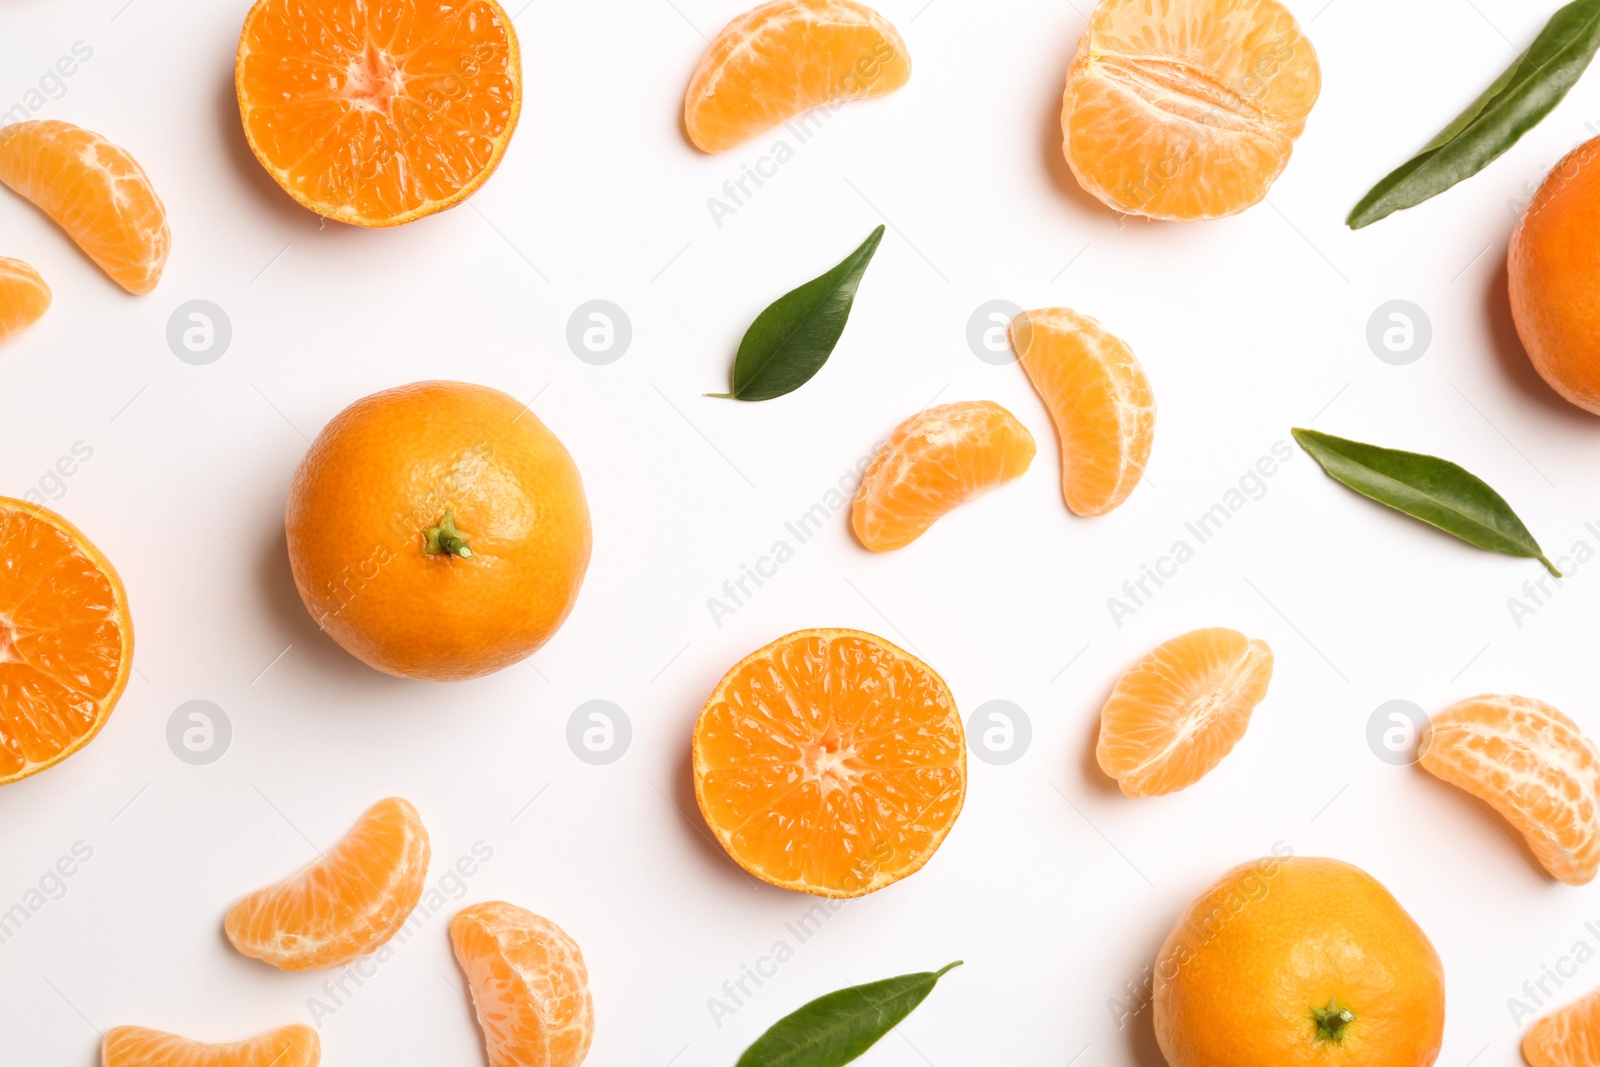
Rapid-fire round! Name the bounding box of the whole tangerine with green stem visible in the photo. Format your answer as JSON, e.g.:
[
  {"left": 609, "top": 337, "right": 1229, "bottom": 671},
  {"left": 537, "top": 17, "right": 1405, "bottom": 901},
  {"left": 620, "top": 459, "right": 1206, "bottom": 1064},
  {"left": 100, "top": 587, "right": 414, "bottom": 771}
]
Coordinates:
[
  {"left": 285, "top": 380, "right": 591, "bottom": 681},
  {"left": 1153, "top": 856, "right": 1444, "bottom": 1067}
]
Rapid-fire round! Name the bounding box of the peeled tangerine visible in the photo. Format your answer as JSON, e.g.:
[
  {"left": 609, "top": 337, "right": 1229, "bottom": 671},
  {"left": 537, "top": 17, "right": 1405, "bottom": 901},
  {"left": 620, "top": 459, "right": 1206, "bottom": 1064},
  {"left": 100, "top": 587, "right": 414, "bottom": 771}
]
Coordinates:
[
  {"left": 852, "top": 401, "right": 1035, "bottom": 551},
  {"left": 1526, "top": 987, "right": 1600, "bottom": 1067},
  {"left": 451, "top": 901, "right": 595, "bottom": 1067},
  {"left": 1097, "top": 628, "right": 1274, "bottom": 796},
  {"left": 1061, "top": 0, "right": 1321, "bottom": 220},
  {"left": 1011, "top": 308, "right": 1154, "bottom": 517},
  {"left": 0, "top": 120, "right": 169, "bottom": 293},
  {"left": 225, "top": 797, "right": 430, "bottom": 971},
  {"left": 0, "top": 258, "right": 49, "bottom": 345},
  {"left": 1420, "top": 695, "right": 1600, "bottom": 886},
  {"left": 102, "top": 1025, "right": 318, "bottom": 1067},
  {"left": 684, "top": 0, "right": 911, "bottom": 153}
]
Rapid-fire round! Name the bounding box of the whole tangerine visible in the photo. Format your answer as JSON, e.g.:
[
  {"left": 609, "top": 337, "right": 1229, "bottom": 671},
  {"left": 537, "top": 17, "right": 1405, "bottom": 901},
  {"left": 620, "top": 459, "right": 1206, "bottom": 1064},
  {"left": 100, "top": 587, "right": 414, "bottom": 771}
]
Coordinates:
[{"left": 286, "top": 381, "right": 590, "bottom": 681}]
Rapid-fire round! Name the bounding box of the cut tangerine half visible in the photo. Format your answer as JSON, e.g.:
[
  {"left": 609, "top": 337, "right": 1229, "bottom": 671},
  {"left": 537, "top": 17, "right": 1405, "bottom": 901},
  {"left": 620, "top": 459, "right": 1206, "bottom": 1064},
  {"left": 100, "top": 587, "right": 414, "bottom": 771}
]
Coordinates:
[
  {"left": 450, "top": 901, "right": 595, "bottom": 1067},
  {"left": 102, "top": 1024, "right": 319, "bottom": 1067},
  {"left": 1011, "top": 308, "right": 1154, "bottom": 516},
  {"left": 693, "top": 628, "right": 965, "bottom": 897},
  {"left": 0, "top": 498, "right": 133, "bottom": 786},
  {"left": 225, "top": 796, "right": 430, "bottom": 971},
  {"left": 1060, "top": 0, "right": 1321, "bottom": 220},
  {"left": 1419, "top": 694, "right": 1600, "bottom": 886},
  {"left": 0, "top": 258, "right": 50, "bottom": 345},
  {"left": 0, "top": 121, "right": 169, "bottom": 294},
  {"left": 852, "top": 400, "right": 1036, "bottom": 551},
  {"left": 1525, "top": 987, "right": 1600, "bottom": 1067},
  {"left": 236, "top": 0, "right": 522, "bottom": 226},
  {"left": 1096, "top": 627, "right": 1273, "bottom": 797},
  {"left": 684, "top": 0, "right": 911, "bottom": 153}
]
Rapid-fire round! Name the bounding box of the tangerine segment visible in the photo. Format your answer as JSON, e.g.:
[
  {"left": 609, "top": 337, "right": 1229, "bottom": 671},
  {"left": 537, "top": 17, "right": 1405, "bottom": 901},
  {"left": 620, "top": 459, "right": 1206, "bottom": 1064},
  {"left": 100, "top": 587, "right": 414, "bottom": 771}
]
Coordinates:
[
  {"left": 225, "top": 797, "right": 430, "bottom": 971},
  {"left": 1010, "top": 308, "right": 1154, "bottom": 516},
  {"left": 1061, "top": 0, "right": 1321, "bottom": 220},
  {"left": 684, "top": 0, "right": 911, "bottom": 153},
  {"left": 102, "top": 1024, "right": 319, "bottom": 1067},
  {"left": 0, "top": 499, "right": 133, "bottom": 786},
  {"left": 0, "top": 121, "right": 169, "bottom": 294},
  {"left": 1097, "top": 628, "right": 1273, "bottom": 797},
  {"left": 852, "top": 401, "right": 1036, "bottom": 552},
  {"left": 450, "top": 901, "right": 595, "bottom": 1067},
  {"left": 693, "top": 628, "right": 966, "bottom": 898},
  {"left": 1420, "top": 694, "right": 1600, "bottom": 886},
  {"left": 236, "top": 0, "right": 522, "bottom": 227},
  {"left": 1525, "top": 987, "right": 1600, "bottom": 1067},
  {"left": 0, "top": 258, "right": 50, "bottom": 345}
]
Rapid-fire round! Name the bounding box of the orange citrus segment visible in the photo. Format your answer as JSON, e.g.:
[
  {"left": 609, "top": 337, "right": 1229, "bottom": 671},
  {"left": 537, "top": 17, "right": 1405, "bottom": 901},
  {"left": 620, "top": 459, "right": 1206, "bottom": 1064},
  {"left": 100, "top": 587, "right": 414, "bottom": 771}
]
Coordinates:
[
  {"left": 1419, "top": 695, "right": 1600, "bottom": 886},
  {"left": 851, "top": 400, "right": 1036, "bottom": 551},
  {"left": 1525, "top": 988, "right": 1600, "bottom": 1067},
  {"left": 236, "top": 0, "right": 522, "bottom": 226},
  {"left": 1061, "top": 0, "right": 1321, "bottom": 220},
  {"left": 693, "top": 628, "right": 966, "bottom": 897},
  {"left": 1096, "top": 627, "right": 1273, "bottom": 796},
  {"left": 103, "top": 1025, "right": 319, "bottom": 1067},
  {"left": 450, "top": 901, "right": 595, "bottom": 1067},
  {"left": 0, "top": 121, "right": 169, "bottom": 294},
  {"left": 0, "top": 258, "right": 50, "bottom": 345},
  {"left": 684, "top": 0, "right": 911, "bottom": 153},
  {"left": 0, "top": 499, "right": 133, "bottom": 786},
  {"left": 225, "top": 797, "right": 430, "bottom": 971},
  {"left": 1011, "top": 308, "right": 1154, "bottom": 516}
]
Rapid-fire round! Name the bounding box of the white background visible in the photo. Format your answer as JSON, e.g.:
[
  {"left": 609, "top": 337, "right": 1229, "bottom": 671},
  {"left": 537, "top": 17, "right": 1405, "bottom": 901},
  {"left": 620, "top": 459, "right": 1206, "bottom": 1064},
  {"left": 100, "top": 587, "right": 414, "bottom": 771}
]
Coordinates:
[{"left": 1, "top": 0, "right": 1598, "bottom": 1063}]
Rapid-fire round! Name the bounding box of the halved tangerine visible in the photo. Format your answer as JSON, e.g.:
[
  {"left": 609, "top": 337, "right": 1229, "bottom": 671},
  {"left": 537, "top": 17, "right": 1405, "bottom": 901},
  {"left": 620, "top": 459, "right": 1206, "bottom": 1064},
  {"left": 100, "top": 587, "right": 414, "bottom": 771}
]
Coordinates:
[
  {"left": 684, "top": 0, "right": 911, "bottom": 153},
  {"left": 225, "top": 796, "right": 430, "bottom": 971},
  {"left": 693, "top": 628, "right": 965, "bottom": 897},
  {"left": 0, "top": 258, "right": 50, "bottom": 346},
  {"left": 1096, "top": 627, "right": 1273, "bottom": 796},
  {"left": 1060, "top": 0, "right": 1321, "bottom": 220},
  {"left": 0, "top": 498, "right": 133, "bottom": 786},
  {"left": 102, "top": 1024, "right": 319, "bottom": 1067},
  {"left": 1011, "top": 308, "right": 1154, "bottom": 516},
  {"left": 1525, "top": 987, "right": 1600, "bottom": 1067},
  {"left": 1419, "top": 694, "right": 1600, "bottom": 886},
  {"left": 851, "top": 400, "right": 1035, "bottom": 551},
  {"left": 236, "top": 0, "right": 522, "bottom": 226}
]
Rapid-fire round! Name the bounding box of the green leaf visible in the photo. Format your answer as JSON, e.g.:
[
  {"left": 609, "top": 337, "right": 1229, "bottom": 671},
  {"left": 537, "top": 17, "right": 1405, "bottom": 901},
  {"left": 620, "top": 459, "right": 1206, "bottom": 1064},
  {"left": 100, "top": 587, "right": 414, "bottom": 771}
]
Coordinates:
[
  {"left": 1292, "top": 428, "right": 1559, "bottom": 575},
  {"left": 710, "top": 225, "right": 885, "bottom": 401},
  {"left": 735, "top": 962, "right": 962, "bottom": 1067},
  {"left": 1347, "top": 0, "right": 1600, "bottom": 229}
]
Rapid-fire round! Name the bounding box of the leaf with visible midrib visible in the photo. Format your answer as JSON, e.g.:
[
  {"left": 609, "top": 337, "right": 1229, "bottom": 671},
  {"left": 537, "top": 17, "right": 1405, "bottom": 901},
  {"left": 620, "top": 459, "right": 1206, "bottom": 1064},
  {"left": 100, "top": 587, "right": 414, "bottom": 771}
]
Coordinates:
[
  {"left": 735, "top": 962, "right": 962, "bottom": 1067},
  {"left": 1347, "top": 0, "right": 1600, "bottom": 228},
  {"left": 1292, "top": 428, "right": 1559, "bottom": 575},
  {"left": 710, "top": 225, "right": 885, "bottom": 401}
]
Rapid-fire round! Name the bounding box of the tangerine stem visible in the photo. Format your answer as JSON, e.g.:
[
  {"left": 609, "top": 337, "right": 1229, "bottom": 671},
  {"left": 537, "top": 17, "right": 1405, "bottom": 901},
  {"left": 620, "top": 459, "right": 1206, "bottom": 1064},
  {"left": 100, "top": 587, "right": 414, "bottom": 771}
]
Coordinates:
[
  {"left": 1311, "top": 999, "right": 1355, "bottom": 1044},
  {"left": 423, "top": 511, "right": 472, "bottom": 559}
]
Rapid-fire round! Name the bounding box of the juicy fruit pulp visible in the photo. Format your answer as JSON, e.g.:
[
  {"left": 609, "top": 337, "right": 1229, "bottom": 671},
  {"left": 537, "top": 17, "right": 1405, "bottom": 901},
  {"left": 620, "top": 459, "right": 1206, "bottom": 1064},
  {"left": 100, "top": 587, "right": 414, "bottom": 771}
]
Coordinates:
[
  {"left": 0, "top": 499, "right": 132, "bottom": 785},
  {"left": 852, "top": 400, "right": 1035, "bottom": 551},
  {"left": 1060, "top": 0, "right": 1321, "bottom": 220},
  {"left": 1097, "top": 627, "right": 1273, "bottom": 796},
  {"left": 1419, "top": 694, "right": 1600, "bottom": 886},
  {"left": 102, "top": 1024, "right": 319, "bottom": 1067},
  {"left": 1153, "top": 856, "right": 1445, "bottom": 1067},
  {"left": 285, "top": 381, "right": 591, "bottom": 682},
  {"left": 693, "top": 628, "right": 966, "bottom": 897},
  {"left": 0, "top": 258, "right": 50, "bottom": 345},
  {"left": 1525, "top": 987, "right": 1600, "bottom": 1067},
  {"left": 226, "top": 797, "right": 430, "bottom": 971},
  {"left": 0, "top": 120, "right": 169, "bottom": 293},
  {"left": 1010, "top": 308, "right": 1154, "bottom": 516},
  {"left": 451, "top": 901, "right": 594, "bottom": 1067},
  {"left": 236, "top": 0, "right": 522, "bottom": 226},
  {"left": 684, "top": 0, "right": 911, "bottom": 153}
]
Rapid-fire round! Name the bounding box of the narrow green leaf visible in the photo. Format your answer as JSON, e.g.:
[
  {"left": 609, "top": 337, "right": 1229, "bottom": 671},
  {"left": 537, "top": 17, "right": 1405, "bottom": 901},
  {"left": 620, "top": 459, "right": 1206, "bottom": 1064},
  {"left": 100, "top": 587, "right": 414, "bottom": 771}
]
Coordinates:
[
  {"left": 736, "top": 962, "right": 962, "bottom": 1067},
  {"left": 1347, "top": 0, "right": 1600, "bottom": 229},
  {"left": 1292, "top": 428, "right": 1559, "bottom": 575},
  {"left": 710, "top": 225, "right": 885, "bottom": 401}
]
